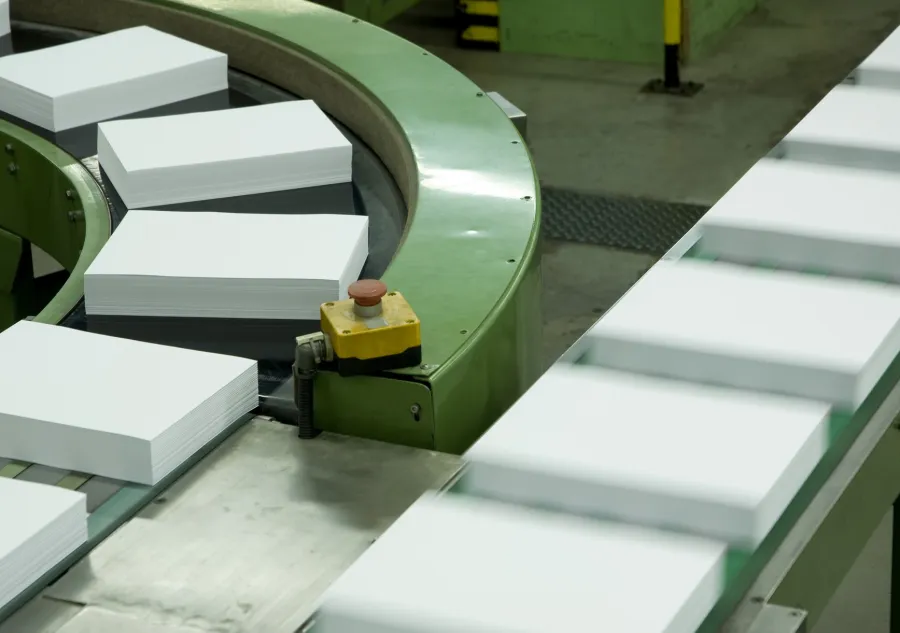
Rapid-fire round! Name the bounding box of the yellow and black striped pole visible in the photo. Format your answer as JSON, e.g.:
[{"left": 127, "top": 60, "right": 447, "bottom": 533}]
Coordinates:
[
  {"left": 663, "top": 0, "right": 682, "bottom": 89},
  {"left": 644, "top": 0, "right": 702, "bottom": 96}
]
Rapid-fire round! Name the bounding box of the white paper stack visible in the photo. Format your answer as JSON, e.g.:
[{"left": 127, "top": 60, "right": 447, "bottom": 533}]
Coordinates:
[
  {"left": 0, "top": 1, "right": 9, "bottom": 39},
  {"left": 0, "top": 320, "right": 258, "bottom": 485},
  {"left": 853, "top": 25, "right": 900, "bottom": 89},
  {"left": 98, "top": 101, "right": 353, "bottom": 209},
  {"left": 583, "top": 258, "right": 900, "bottom": 410},
  {"left": 465, "top": 365, "right": 830, "bottom": 547},
  {"left": 0, "top": 477, "right": 87, "bottom": 612},
  {"left": 84, "top": 210, "right": 369, "bottom": 321},
  {"left": 0, "top": 26, "right": 226, "bottom": 132},
  {"left": 698, "top": 159, "right": 900, "bottom": 281},
  {"left": 778, "top": 85, "right": 900, "bottom": 171},
  {"left": 315, "top": 494, "right": 727, "bottom": 633}
]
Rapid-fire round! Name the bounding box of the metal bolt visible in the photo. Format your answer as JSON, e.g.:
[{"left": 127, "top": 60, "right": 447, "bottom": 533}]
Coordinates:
[
  {"left": 419, "top": 364, "right": 437, "bottom": 371},
  {"left": 65, "top": 189, "right": 75, "bottom": 200},
  {"left": 6, "top": 163, "right": 16, "bottom": 174},
  {"left": 4, "top": 143, "right": 12, "bottom": 154},
  {"left": 410, "top": 403, "right": 422, "bottom": 421}
]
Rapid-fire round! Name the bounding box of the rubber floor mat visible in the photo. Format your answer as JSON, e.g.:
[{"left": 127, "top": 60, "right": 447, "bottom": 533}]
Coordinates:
[{"left": 542, "top": 186, "right": 709, "bottom": 255}]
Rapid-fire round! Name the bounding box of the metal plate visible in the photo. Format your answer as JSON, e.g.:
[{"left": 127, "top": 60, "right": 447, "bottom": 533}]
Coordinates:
[
  {"left": 542, "top": 186, "right": 709, "bottom": 255},
  {"left": 0, "top": 418, "right": 463, "bottom": 633}
]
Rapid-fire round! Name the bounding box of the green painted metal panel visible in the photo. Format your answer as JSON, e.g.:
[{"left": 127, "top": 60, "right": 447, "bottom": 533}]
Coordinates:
[
  {"left": 500, "top": 0, "right": 662, "bottom": 64},
  {"left": 499, "top": 0, "right": 756, "bottom": 63},
  {"left": 316, "top": 373, "right": 435, "bottom": 448},
  {"left": 0, "top": 227, "right": 22, "bottom": 294},
  {"left": 0, "top": 121, "right": 110, "bottom": 325},
  {"left": 687, "top": 0, "right": 757, "bottom": 60},
  {"left": 342, "top": 0, "right": 424, "bottom": 25}
]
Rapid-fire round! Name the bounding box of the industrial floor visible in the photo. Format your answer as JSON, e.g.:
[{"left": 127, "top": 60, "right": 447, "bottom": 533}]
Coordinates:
[{"left": 381, "top": 0, "right": 900, "bottom": 631}]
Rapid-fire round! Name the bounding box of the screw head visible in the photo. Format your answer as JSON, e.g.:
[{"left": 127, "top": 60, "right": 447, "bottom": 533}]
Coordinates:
[{"left": 6, "top": 163, "right": 16, "bottom": 174}]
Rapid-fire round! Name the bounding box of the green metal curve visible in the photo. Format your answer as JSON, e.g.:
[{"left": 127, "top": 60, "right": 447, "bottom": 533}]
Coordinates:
[
  {"left": 0, "top": 120, "right": 110, "bottom": 324},
  {"left": 184, "top": 0, "right": 544, "bottom": 452},
  {"left": 147, "top": 0, "right": 541, "bottom": 373},
  {"left": 13, "top": 0, "right": 542, "bottom": 452}
]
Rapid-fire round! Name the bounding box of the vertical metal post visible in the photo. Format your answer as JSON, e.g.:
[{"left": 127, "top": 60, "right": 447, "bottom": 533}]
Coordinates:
[
  {"left": 643, "top": 0, "right": 702, "bottom": 96},
  {"left": 663, "top": 0, "right": 682, "bottom": 89}
]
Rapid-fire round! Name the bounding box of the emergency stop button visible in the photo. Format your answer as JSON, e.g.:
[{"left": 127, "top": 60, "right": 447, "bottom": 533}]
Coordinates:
[{"left": 349, "top": 279, "right": 387, "bottom": 315}]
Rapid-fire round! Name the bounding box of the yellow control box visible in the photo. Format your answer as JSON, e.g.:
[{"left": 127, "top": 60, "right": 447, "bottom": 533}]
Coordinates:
[{"left": 321, "top": 290, "right": 422, "bottom": 376}]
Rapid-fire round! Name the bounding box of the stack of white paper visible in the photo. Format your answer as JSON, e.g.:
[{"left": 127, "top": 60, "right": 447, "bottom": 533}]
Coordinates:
[
  {"left": 0, "top": 26, "right": 227, "bottom": 132},
  {"left": 0, "top": 321, "right": 258, "bottom": 485},
  {"left": 583, "top": 259, "right": 900, "bottom": 410},
  {"left": 465, "top": 365, "right": 830, "bottom": 547},
  {"left": 316, "top": 494, "right": 727, "bottom": 633},
  {"left": 698, "top": 159, "right": 900, "bottom": 281},
  {"left": 0, "top": 1, "right": 9, "bottom": 39},
  {"left": 778, "top": 85, "right": 900, "bottom": 171},
  {"left": 853, "top": 25, "right": 900, "bottom": 89},
  {"left": 84, "top": 210, "right": 369, "bottom": 320},
  {"left": 98, "top": 101, "right": 353, "bottom": 209},
  {"left": 0, "top": 477, "right": 87, "bottom": 612}
]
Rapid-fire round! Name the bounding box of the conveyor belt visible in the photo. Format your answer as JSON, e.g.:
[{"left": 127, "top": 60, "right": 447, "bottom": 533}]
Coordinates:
[
  {"left": 0, "top": 22, "right": 414, "bottom": 622},
  {"left": 8, "top": 21, "right": 406, "bottom": 389}
]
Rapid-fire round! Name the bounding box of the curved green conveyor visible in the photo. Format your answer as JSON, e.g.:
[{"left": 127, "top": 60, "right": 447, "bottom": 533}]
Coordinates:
[
  {"left": 0, "top": 120, "right": 110, "bottom": 324},
  {"left": 12, "top": 0, "right": 542, "bottom": 452}
]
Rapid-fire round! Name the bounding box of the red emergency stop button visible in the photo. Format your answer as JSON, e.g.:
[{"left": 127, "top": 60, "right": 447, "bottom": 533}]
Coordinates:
[{"left": 348, "top": 279, "right": 387, "bottom": 307}]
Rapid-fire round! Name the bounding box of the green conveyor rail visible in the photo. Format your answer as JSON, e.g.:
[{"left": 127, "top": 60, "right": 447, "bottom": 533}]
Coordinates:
[
  {"left": 0, "top": 120, "right": 110, "bottom": 324},
  {"left": 0, "top": 0, "right": 542, "bottom": 618},
  {"left": 13, "top": 0, "right": 543, "bottom": 453}
]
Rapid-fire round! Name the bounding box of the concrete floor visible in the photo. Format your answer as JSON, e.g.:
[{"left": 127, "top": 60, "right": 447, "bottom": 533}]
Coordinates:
[{"left": 382, "top": 0, "right": 900, "bottom": 631}]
